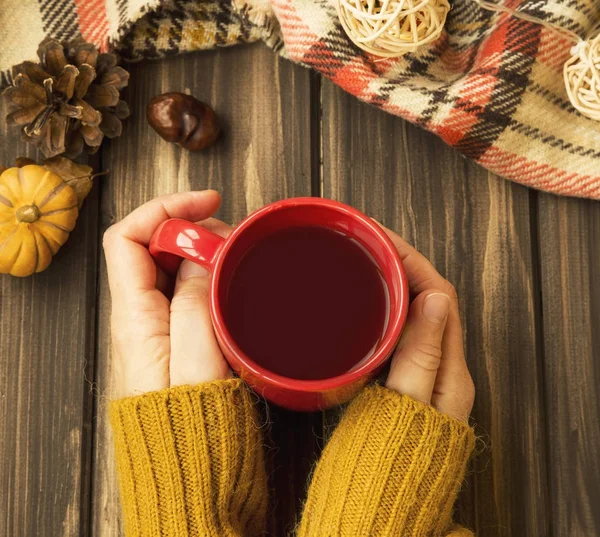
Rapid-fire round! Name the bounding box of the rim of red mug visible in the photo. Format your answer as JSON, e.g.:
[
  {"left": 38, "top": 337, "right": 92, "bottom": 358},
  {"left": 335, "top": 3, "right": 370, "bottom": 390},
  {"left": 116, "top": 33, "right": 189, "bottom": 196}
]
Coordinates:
[{"left": 210, "top": 197, "right": 409, "bottom": 393}]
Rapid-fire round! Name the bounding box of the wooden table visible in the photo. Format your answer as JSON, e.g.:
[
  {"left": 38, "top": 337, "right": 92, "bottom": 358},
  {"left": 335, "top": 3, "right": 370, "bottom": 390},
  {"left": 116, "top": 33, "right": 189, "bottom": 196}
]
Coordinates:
[{"left": 1, "top": 43, "right": 599, "bottom": 537}]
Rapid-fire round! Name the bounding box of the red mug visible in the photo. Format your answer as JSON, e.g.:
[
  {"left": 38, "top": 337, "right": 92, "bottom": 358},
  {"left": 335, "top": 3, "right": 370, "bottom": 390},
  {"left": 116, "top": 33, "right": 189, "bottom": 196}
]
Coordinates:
[{"left": 149, "top": 198, "right": 409, "bottom": 411}]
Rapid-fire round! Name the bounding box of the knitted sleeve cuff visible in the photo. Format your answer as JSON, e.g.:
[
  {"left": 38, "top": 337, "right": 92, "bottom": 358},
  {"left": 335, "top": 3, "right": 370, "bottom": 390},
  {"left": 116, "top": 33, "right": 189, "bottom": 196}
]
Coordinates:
[
  {"left": 299, "top": 385, "right": 475, "bottom": 537},
  {"left": 109, "top": 379, "right": 267, "bottom": 537}
]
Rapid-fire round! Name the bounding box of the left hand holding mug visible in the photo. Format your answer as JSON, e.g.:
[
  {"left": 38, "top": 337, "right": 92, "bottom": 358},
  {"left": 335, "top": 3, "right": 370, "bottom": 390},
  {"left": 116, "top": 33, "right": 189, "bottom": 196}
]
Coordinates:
[{"left": 103, "top": 191, "right": 233, "bottom": 397}]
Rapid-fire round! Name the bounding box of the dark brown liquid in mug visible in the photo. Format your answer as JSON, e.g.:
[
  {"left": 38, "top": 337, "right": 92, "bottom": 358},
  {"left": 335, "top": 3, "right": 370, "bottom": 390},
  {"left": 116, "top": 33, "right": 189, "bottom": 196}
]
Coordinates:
[{"left": 223, "top": 226, "right": 388, "bottom": 380}]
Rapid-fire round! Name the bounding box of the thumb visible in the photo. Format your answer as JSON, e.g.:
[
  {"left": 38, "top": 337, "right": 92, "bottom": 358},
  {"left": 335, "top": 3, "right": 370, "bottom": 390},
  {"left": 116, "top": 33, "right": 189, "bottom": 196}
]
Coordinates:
[
  {"left": 386, "top": 290, "right": 450, "bottom": 404},
  {"left": 169, "top": 259, "right": 231, "bottom": 386}
]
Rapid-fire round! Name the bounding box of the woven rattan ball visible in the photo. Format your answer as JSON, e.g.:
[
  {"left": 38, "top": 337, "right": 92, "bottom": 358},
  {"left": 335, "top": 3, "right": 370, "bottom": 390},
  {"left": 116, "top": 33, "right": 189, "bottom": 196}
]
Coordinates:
[
  {"left": 564, "top": 33, "right": 600, "bottom": 121},
  {"left": 337, "top": 0, "right": 451, "bottom": 58}
]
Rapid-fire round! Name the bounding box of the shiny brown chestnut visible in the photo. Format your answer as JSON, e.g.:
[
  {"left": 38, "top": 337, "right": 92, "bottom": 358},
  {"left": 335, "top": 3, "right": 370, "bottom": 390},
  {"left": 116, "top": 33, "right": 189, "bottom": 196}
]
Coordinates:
[{"left": 146, "top": 92, "right": 221, "bottom": 151}]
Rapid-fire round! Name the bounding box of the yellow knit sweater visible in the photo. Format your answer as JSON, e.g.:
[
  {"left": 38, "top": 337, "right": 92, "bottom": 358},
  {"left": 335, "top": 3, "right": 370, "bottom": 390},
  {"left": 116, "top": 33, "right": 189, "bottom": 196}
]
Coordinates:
[{"left": 110, "top": 379, "right": 475, "bottom": 537}]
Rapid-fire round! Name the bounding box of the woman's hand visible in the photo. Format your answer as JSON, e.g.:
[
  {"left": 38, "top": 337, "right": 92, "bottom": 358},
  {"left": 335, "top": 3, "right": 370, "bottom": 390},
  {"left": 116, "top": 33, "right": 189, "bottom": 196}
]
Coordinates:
[
  {"left": 380, "top": 225, "right": 475, "bottom": 422},
  {"left": 103, "top": 191, "right": 234, "bottom": 398}
]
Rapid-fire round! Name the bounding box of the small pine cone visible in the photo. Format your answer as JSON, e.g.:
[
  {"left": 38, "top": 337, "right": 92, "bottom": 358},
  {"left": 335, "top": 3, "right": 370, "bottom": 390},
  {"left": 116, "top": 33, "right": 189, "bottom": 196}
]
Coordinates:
[{"left": 3, "top": 37, "right": 130, "bottom": 158}]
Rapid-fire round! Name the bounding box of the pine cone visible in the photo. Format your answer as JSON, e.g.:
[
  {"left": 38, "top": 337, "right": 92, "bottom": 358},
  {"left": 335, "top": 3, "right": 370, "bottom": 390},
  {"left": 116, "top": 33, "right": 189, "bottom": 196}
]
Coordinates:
[{"left": 2, "top": 37, "right": 130, "bottom": 158}]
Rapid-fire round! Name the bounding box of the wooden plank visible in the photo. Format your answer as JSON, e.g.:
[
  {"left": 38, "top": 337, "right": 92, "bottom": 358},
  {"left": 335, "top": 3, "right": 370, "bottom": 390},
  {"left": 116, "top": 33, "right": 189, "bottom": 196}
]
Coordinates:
[
  {"left": 91, "top": 44, "right": 316, "bottom": 537},
  {"left": 537, "top": 194, "right": 600, "bottom": 537},
  {"left": 0, "top": 104, "right": 99, "bottom": 535},
  {"left": 320, "top": 80, "right": 550, "bottom": 537}
]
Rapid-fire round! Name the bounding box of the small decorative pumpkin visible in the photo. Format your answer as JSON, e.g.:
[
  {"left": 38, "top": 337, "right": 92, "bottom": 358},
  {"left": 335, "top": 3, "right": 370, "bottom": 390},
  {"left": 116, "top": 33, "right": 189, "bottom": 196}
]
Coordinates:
[{"left": 0, "top": 165, "right": 78, "bottom": 277}]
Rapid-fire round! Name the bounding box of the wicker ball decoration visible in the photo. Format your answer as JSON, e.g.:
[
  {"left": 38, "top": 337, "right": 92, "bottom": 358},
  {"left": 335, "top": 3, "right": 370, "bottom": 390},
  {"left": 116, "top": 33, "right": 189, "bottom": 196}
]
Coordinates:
[
  {"left": 564, "top": 32, "right": 600, "bottom": 121},
  {"left": 336, "top": 0, "right": 451, "bottom": 58}
]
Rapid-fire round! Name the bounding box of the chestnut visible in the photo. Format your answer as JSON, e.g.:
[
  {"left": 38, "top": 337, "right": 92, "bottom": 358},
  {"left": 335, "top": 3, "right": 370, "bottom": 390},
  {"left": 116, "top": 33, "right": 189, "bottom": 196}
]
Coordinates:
[{"left": 146, "top": 92, "right": 221, "bottom": 151}]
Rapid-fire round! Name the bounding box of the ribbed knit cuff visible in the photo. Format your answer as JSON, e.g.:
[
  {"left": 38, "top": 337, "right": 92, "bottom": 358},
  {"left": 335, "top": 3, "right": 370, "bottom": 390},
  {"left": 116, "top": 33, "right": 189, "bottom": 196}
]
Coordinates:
[
  {"left": 110, "top": 379, "right": 267, "bottom": 537},
  {"left": 299, "top": 385, "right": 475, "bottom": 537}
]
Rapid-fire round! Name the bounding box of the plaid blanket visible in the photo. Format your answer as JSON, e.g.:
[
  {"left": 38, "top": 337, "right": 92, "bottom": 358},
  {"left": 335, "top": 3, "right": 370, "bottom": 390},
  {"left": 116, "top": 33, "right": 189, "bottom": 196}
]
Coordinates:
[{"left": 1, "top": 0, "right": 599, "bottom": 199}]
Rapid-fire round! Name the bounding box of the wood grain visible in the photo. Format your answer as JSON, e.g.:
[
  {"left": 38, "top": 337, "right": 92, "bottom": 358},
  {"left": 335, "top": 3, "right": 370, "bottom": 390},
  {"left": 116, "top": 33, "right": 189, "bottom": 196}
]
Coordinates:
[
  {"left": 319, "top": 80, "right": 551, "bottom": 537},
  {"left": 90, "top": 44, "right": 317, "bottom": 537},
  {"left": 0, "top": 102, "right": 99, "bottom": 537},
  {"left": 537, "top": 194, "right": 600, "bottom": 537}
]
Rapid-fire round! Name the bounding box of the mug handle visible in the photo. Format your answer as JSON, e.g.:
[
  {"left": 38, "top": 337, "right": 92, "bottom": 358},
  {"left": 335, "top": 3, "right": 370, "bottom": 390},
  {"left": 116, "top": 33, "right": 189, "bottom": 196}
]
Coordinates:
[{"left": 149, "top": 218, "right": 226, "bottom": 276}]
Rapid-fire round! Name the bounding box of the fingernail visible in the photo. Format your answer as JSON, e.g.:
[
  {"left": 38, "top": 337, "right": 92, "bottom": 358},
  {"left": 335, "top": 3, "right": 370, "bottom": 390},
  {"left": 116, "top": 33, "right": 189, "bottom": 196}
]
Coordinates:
[
  {"left": 422, "top": 293, "right": 450, "bottom": 323},
  {"left": 179, "top": 260, "right": 210, "bottom": 280}
]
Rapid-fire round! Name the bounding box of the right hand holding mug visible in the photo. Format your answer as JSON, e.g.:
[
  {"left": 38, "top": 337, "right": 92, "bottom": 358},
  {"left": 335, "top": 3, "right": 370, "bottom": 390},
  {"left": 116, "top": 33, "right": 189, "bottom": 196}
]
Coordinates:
[
  {"left": 379, "top": 224, "right": 475, "bottom": 423},
  {"left": 298, "top": 224, "right": 475, "bottom": 537}
]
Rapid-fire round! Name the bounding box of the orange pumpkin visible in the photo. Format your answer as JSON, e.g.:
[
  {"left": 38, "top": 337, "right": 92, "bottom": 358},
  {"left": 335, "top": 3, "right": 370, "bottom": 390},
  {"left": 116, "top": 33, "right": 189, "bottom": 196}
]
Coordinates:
[{"left": 0, "top": 165, "right": 78, "bottom": 277}]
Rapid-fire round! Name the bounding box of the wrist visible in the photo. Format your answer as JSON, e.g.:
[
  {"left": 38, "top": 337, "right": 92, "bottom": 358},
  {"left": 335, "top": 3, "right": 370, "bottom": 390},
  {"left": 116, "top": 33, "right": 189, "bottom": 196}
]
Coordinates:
[{"left": 299, "top": 384, "right": 475, "bottom": 537}]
